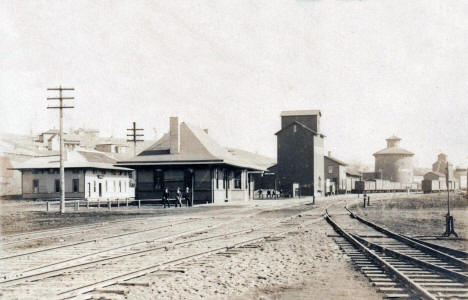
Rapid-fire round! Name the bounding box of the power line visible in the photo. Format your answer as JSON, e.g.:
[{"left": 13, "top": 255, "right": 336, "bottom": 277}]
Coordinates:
[
  {"left": 126, "top": 122, "right": 144, "bottom": 157},
  {"left": 47, "top": 86, "right": 74, "bottom": 214}
]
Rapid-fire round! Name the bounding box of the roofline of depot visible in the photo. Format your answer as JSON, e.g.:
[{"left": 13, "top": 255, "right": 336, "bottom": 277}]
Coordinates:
[
  {"left": 373, "top": 153, "right": 414, "bottom": 156},
  {"left": 10, "top": 166, "right": 133, "bottom": 171},
  {"left": 117, "top": 160, "right": 224, "bottom": 166},
  {"left": 117, "top": 160, "right": 267, "bottom": 171}
]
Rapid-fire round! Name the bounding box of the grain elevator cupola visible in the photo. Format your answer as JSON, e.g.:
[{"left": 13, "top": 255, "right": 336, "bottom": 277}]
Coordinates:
[{"left": 386, "top": 135, "right": 401, "bottom": 148}]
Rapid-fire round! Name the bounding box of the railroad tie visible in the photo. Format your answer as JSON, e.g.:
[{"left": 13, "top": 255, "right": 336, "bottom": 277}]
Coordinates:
[
  {"left": 117, "top": 281, "right": 150, "bottom": 287},
  {"left": 383, "top": 293, "right": 411, "bottom": 299},
  {"left": 93, "top": 288, "right": 128, "bottom": 295}
]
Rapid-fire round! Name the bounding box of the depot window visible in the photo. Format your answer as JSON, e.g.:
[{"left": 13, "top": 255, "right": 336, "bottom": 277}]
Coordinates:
[
  {"left": 153, "top": 169, "right": 164, "bottom": 190},
  {"left": 234, "top": 171, "right": 242, "bottom": 189},
  {"left": 73, "top": 179, "right": 79, "bottom": 192},
  {"left": 33, "top": 179, "right": 39, "bottom": 193}
]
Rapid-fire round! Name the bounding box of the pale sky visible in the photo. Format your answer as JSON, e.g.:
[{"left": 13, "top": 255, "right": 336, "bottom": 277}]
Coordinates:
[{"left": 1, "top": 1, "right": 467, "bottom": 168}]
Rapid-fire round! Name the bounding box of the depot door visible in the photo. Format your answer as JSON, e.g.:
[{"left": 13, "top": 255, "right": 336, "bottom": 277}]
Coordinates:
[
  {"left": 184, "top": 170, "right": 194, "bottom": 206},
  {"left": 292, "top": 183, "right": 299, "bottom": 198},
  {"left": 98, "top": 183, "right": 102, "bottom": 197}
]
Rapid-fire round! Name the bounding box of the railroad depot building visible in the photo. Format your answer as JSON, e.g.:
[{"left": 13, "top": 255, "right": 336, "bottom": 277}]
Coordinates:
[
  {"left": 117, "top": 117, "right": 270, "bottom": 203},
  {"left": 13, "top": 150, "right": 134, "bottom": 200},
  {"left": 275, "top": 110, "right": 325, "bottom": 197}
]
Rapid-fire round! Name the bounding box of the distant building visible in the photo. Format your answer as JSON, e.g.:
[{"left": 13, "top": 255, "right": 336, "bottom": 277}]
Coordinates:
[
  {"left": 12, "top": 150, "right": 134, "bottom": 200},
  {"left": 95, "top": 143, "right": 129, "bottom": 154},
  {"left": 324, "top": 152, "right": 347, "bottom": 195},
  {"left": 345, "top": 168, "right": 361, "bottom": 193},
  {"left": 362, "top": 172, "right": 378, "bottom": 180},
  {"left": 373, "top": 135, "right": 414, "bottom": 184},
  {"left": 34, "top": 129, "right": 81, "bottom": 151},
  {"left": 422, "top": 171, "right": 457, "bottom": 191},
  {"left": 118, "top": 117, "right": 268, "bottom": 203},
  {"left": 454, "top": 167, "right": 467, "bottom": 190},
  {"left": 413, "top": 167, "right": 431, "bottom": 190},
  {"left": 34, "top": 129, "right": 59, "bottom": 151},
  {"left": 432, "top": 153, "right": 455, "bottom": 178},
  {"left": 275, "top": 110, "right": 325, "bottom": 197}
]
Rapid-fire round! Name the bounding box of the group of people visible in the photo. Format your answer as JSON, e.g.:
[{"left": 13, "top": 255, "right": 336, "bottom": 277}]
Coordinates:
[
  {"left": 257, "top": 189, "right": 280, "bottom": 199},
  {"left": 161, "top": 187, "right": 192, "bottom": 208}
]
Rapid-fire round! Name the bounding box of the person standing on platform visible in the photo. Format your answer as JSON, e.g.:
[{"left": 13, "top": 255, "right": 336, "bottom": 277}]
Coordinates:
[
  {"left": 184, "top": 187, "right": 192, "bottom": 207},
  {"left": 175, "top": 187, "right": 183, "bottom": 207},
  {"left": 162, "top": 188, "right": 170, "bottom": 208}
]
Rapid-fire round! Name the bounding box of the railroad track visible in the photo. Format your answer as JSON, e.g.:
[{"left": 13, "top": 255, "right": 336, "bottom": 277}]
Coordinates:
[
  {"left": 1, "top": 199, "right": 307, "bottom": 249},
  {"left": 0, "top": 204, "right": 256, "bottom": 247},
  {"left": 56, "top": 213, "right": 324, "bottom": 300},
  {"left": 0, "top": 198, "right": 337, "bottom": 299},
  {"left": 326, "top": 207, "right": 468, "bottom": 300}
]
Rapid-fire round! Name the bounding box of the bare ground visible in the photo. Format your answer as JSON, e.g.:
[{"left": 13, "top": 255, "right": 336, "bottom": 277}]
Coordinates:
[
  {"left": 119, "top": 218, "right": 382, "bottom": 300},
  {"left": 350, "top": 193, "right": 468, "bottom": 250},
  {"left": 1, "top": 196, "right": 385, "bottom": 300}
]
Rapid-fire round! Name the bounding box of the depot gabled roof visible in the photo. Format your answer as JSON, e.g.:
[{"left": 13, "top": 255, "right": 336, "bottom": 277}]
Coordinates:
[
  {"left": 274, "top": 120, "right": 325, "bottom": 137},
  {"left": 280, "top": 110, "right": 321, "bottom": 117},
  {"left": 118, "top": 122, "right": 271, "bottom": 171},
  {"left": 12, "top": 149, "right": 132, "bottom": 171}
]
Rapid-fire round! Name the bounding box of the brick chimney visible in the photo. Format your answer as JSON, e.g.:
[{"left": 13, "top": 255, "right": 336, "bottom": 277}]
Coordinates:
[{"left": 169, "top": 117, "right": 180, "bottom": 154}]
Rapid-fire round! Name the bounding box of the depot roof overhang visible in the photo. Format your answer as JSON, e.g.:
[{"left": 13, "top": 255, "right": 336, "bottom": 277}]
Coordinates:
[{"left": 117, "top": 159, "right": 266, "bottom": 171}]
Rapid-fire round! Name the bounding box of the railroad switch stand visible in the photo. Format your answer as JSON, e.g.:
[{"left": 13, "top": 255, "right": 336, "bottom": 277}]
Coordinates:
[{"left": 443, "top": 214, "right": 458, "bottom": 238}]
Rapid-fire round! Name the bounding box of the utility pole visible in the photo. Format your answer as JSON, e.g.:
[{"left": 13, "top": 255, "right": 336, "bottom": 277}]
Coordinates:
[
  {"left": 47, "top": 86, "right": 74, "bottom": 214},
  {"left": 126, "top": 122, "right": 144, "bottom": 157}
]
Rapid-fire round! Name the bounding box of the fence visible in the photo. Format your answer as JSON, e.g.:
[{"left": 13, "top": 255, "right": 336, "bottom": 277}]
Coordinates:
[{"left": 44, "top": 197, "right": 196, "bottom": 212}]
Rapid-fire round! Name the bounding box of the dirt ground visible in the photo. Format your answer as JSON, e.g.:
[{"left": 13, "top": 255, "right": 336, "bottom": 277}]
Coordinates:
[
  {"left": 0, "top": 199, "right": 247, "bottom": 235},
  {"left": 127, "top": 219, "right": 382, "bottom": 300},
  {"left": 3, "top": 193, "right": 462, "bottom": 300},
  {"left": 350, "top": 193, "right": 468, "bottom": 250},
  {"left": 1, "top": 196, "right": 385, "bottom": 300}
]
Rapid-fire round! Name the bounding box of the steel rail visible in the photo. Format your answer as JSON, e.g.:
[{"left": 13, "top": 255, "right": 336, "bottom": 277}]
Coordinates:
[
  {"left": 1, "top": 204, "right": 313, "bottom": 286},
  {"left": 1, "top": 198, "right": 347, "bottom": 299},
  {"left": 325, "top": 210, "right": 437, "bottom": 300},
  {"left": 345, "top": 207, "right": 468, "bottom": 270},
  {"left": 57, "top": 211, "right": 325, "bottom": 299},
  {"left": 1, "top": 199, "right": 269, "bottom": 243},
  {"left": 0, "top": 217, "right": 193, "bottom": 247},
  {"left": 403, "top": 236, "right": 468, "bottom": 259},
  {"left": 2, "top": 200, "right": 317, "bottom": 262},
  {"left": 352, "top": 234, "right": 468, "bottom": 283},
  {"left": 1, "top": 214, "right": 169, "bottom": 241},
  {"left": 2, "top": 207, "right": 269, "bottom": 282},
  {"left": 0, "top": 221, "right": 241, "bottom": 285},
  {"left": 0, "top": 218, "right": 198, "bottom": 261}
]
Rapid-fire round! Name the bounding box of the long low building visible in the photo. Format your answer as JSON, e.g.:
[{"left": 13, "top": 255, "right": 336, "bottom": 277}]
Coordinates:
[
  {"left": 117, "top": 117, "right": 270, "bottom": 204},
  {"left": 12, "top": 150, "right": 134, "bottom": 200}
]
